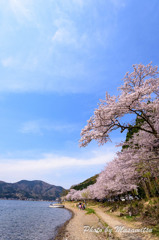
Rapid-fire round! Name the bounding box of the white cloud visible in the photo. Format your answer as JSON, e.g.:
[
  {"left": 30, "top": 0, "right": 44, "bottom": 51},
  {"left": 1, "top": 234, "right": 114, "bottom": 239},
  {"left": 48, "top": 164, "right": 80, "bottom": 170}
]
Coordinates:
[
  {"left": 52, "top": 28, "right": 76, "bottom": 45},
  {"left": 1, "top": 57, "right": 15, "bottom": 67},
  {"left": 52, "top": 13, "right": 90, "bottom": 49},
  {"left": 0, "top": 72, "right": 91, "bottom": 93},
  {"left": 9, "top": 0, "right": 33, "bottom": 22},
  {"left": 0, "top": 0, "right": 127, "bottom": 94},
  {"left": 110, "top": 0, "right": 126, "bottom": 9},
  {"left": 0, "top": 149, "right": 115, "bottom": 183},
  {"left": 20, "top": 121, "right": 42, "bottom": 134},
  {"left": 20, "top": 120, "right": 78, "bottom": 134},
  {"left": 72, "top": 0, "right": 85, "bottom": 7},
  {"left": 52, "top": 16, "right": 82, "bottom": 48}
]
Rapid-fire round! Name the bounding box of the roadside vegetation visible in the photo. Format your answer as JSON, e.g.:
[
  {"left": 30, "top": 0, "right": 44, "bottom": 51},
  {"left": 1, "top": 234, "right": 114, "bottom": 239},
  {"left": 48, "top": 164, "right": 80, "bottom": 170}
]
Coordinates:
[{"left": 85, "top": 207, "right": 96, "bottom": 214}]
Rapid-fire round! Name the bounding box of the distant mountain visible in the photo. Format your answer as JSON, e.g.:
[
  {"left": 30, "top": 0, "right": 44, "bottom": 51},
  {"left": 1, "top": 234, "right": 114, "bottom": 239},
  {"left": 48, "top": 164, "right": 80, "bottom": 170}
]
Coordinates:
[
  {"left": 0, "top": 180, "right": 64, "bottom": 201},
  {"left": 70, "top": 174, "right": 99, "bottom": 191}
]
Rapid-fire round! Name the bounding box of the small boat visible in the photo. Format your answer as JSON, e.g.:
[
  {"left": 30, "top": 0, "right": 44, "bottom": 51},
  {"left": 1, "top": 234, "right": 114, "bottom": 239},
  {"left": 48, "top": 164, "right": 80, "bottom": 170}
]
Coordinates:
[{"left": 49, "top": 203, "right": 64, "bottom": 208}]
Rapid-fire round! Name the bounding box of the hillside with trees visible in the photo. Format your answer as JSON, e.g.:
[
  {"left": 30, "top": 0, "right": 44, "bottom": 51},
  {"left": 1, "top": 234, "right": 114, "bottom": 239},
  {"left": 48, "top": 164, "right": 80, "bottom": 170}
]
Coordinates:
[
  {"left": 70, "top": 174, "right": 98, "bottom": 191},
  {"left": 0, "top": 180, "right": 64, "bottom": 201}
]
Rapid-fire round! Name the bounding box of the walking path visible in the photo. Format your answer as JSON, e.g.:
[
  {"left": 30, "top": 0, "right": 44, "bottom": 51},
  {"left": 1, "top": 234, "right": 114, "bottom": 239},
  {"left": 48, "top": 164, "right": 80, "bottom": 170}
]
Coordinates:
[
  {"left": 93, "top": 206, "right": 157, "bottom": 240},
  {"left": 55, "top": 202, "right": 158, "bottom": 240},
  {"left": 55, "top": 202, "right": 115, "bottom": 240}
]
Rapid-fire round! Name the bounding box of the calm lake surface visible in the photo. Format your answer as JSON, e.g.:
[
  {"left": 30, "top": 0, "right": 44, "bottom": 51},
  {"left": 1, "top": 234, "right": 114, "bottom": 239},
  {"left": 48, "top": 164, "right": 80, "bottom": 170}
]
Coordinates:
[{"left": 0, "top": 200, "right": 71, "bottom": 240}]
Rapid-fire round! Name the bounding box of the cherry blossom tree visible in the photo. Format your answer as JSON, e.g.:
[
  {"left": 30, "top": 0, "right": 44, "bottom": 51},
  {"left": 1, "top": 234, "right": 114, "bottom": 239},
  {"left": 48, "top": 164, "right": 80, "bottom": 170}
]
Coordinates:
[
  {"left": 64, "top": 63, "right": 159, "bottom": 202},
  {"left": 80, "top": 63, "right": 159, "bottom": 147},
  {"left": 121, "top": 130, "right": 159, "bottom": 197},
  {"left": 64, "top": 189, "right": 77, "bottom": 200},
  {"left": 78, "top": 63, "right": 159, "bottom": 199},
  {"left": 89, "top": 157, "right": 138, "bottom": 200}
]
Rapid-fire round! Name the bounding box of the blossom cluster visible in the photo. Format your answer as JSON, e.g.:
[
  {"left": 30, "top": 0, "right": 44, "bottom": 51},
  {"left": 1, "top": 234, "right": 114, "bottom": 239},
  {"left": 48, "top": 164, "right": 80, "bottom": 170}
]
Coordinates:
[{"left": 64, "top": 63, "right": 159, "bottom": 201}]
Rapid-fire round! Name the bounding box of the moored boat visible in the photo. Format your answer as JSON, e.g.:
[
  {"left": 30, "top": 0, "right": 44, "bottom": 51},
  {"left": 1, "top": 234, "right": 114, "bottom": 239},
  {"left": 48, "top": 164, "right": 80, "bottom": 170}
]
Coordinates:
[{"left": 49, "top": 203, "right": 64, "bottom": 208}]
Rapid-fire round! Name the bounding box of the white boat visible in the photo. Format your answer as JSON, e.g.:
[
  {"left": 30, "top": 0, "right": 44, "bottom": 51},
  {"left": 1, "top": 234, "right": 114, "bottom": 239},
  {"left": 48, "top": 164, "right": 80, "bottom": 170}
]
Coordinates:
[{"left": 49, "top": 203, "right": 64, "bottom": 208}]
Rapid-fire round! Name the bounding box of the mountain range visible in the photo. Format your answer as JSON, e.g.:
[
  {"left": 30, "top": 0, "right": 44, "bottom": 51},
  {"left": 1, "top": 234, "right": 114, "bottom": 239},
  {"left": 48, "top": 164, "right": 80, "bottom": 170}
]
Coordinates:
[{"left": 0, "top": 180, "right": 64, "bottom": 201}]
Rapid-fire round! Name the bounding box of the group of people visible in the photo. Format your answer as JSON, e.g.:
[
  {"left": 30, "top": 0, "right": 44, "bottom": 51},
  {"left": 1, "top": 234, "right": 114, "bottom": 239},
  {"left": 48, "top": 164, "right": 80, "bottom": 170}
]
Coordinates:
[{"left": 77, "top": 202, "right": 85, "bottom": 210}]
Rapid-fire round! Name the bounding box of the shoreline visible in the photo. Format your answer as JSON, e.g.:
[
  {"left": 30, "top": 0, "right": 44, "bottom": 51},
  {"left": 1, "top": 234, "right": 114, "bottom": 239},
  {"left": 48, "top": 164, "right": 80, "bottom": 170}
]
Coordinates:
[
  {"left": 54, "top": 207, "right": 74, "bottom": 240},
  {"left": 54, "top": 202, "right": 158, "bottom": 240},
  {"left": 54, "top": 202, "right": 113, "bottom": 240}
]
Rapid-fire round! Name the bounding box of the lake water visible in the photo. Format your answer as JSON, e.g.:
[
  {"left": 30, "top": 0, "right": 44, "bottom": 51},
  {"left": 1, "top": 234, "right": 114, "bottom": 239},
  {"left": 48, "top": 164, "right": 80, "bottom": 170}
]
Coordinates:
[{"left": 0, "top": 200, "right": 71, "bottom": 240}]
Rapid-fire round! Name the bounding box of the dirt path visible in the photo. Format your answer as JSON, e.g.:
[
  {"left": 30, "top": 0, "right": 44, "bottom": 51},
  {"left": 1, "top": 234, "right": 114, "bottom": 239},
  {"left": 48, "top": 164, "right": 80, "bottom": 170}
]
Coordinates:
[
  {"left": 55, "top": 202, "right": 116, "bottom": 240},
  {"left": 55, "top": 203, "right": 158, "bottom": 240},
  {"left": 93, "top": 206, "right": 157, "bottom": 240}
]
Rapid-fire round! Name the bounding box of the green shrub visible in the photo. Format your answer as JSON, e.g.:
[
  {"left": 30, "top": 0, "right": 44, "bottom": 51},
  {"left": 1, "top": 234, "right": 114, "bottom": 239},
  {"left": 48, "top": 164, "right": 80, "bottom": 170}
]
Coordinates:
[{"left": 85, "top": 208, "right": 96, "bottom": 214}]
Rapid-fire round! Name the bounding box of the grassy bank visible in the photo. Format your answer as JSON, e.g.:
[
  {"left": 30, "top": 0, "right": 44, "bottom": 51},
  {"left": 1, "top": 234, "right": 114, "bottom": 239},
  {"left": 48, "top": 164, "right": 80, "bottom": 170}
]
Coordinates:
[{"left": 86, "top": 197, "right": 159, "bottom": 237}]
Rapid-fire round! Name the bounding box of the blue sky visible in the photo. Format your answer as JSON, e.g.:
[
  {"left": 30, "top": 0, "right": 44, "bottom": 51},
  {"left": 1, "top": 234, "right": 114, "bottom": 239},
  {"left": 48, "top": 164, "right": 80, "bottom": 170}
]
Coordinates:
[{"left": 0, "top": 0, "right": 159, "bottom": 188}]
